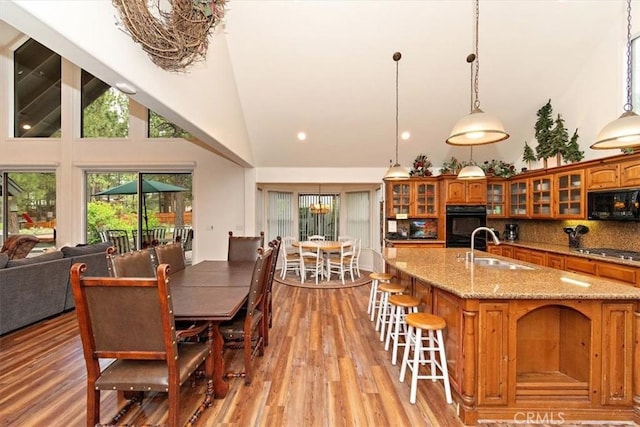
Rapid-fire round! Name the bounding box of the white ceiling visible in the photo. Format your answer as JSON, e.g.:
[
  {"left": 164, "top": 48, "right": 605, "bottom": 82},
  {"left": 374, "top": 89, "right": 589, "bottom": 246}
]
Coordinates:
[{"left": 0, "top": 1, "right": 628, "bottom": 171}]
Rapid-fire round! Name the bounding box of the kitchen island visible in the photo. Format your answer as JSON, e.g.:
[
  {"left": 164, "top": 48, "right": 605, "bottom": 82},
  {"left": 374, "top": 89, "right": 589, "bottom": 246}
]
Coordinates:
[{"left": 383, "top": 247, "right": 640, "bottom": 425}]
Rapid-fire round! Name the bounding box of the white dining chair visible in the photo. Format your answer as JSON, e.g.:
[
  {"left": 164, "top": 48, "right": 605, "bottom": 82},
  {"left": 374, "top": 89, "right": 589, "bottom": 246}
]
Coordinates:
[
  {"left": 327, "top": 240, "right": 355, "bottom": 285},
  {"left": 279, "top": 236, "right": 300, "bottom": 279},
  {"left": 351, "top": 237, "right": 362, "bottom": 278},
  {"left": 308, "top": 235, "right": 325, "bottom": 241},
  {"left": 299, "top": 242, "right": 324, "bottom": 284}
]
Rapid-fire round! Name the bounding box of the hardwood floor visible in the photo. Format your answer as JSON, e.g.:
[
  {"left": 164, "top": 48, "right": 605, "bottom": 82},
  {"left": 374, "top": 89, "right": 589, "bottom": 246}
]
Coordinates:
[{"left": 0, "top": 281, "right": 635, "bottom": 426}]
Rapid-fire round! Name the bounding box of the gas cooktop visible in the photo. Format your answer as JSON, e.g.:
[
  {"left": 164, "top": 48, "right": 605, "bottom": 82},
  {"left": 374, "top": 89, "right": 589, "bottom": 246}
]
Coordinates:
[{"left": 573, "top": 248, "right": 640, "bottom": 261}]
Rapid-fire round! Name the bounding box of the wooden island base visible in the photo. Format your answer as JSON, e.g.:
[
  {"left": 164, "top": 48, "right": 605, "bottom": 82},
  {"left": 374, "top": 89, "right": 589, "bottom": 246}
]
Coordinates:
[{"left": 385, "top": 248, "right": 640, "bottom": 425}]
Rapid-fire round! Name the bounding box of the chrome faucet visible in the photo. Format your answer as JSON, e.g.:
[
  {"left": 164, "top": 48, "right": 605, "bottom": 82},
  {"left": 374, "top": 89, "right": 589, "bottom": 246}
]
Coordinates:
[{"left": 467, "top": 227, "right": 501, "bottom": 263}]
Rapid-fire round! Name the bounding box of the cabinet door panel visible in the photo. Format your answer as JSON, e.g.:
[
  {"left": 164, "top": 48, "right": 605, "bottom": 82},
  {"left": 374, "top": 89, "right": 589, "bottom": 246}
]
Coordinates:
[
  {"left": 587, "top": 165, "right": 619, "bottom": 189},
  {"left": 620, "top": 159, "right": 640, "bottom": 187}
]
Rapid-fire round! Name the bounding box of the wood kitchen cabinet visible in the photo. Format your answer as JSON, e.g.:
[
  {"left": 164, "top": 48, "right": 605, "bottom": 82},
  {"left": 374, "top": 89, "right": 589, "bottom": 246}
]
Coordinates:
[
  {"left": 486, "top": 179, "right": 507, "bottom": 218},
  {"left": 508, "top": 179, "right": 528, "bottom": 217},
  {"left": 529, "top": 176, "right": 553, "bottom": 218},
  {"left": 620, "top": 158, "right": 640, "bottom": 187},
  {"left": 442, "top": 178, "right": 487, "bottom": 204},
  {"left": 587, "top": 164, "right": 619, "bottom": 189},
  {"left": 555, "top": 170, "right": 584, "bottom": 219},
  {"left": 386, "top": 179, "right": 438, "bottom": 218},
  {"left": 547, "top": 253, "right": 565, "bottom": 270}
]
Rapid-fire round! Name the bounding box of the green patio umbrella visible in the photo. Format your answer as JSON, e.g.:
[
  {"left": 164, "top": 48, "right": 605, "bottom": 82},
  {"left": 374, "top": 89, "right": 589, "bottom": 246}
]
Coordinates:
[{"left": 95, "top": 179, "right": 187, "bottom": 232}]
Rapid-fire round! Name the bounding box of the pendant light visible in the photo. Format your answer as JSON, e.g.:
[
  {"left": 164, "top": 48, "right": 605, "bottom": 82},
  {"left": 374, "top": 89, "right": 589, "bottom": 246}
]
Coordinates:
[
  {"left": 591, "top": 0, "right": 640, "bottom": 150},
  {"left": 446, "top": 0, "right": 509, "bottom": 146},
  {"left": 456, "top": 55, "right": 485, "bottom": 180},
  {"left": 383, "top": 52, "right": 410, "bottom": 181},
  {"left": 310, "top": 183, "right": 330, "bottom": 215}
]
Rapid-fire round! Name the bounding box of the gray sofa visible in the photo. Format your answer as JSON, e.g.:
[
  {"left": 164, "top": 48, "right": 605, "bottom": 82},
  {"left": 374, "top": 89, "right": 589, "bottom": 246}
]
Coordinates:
[{"left": 0, "top": 242, "right": 111, "bottom": 335}]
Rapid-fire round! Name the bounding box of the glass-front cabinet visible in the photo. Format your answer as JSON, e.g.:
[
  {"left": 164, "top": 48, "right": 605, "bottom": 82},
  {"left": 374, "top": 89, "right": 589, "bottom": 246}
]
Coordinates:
[
  {"left": 386, "top": 182, "right": 411, "bottom": 217},
  {"left": 530, "top": 176, "right": 553, "bottom": 218},
  {"left": 555, "top": 171, "right": 583, "bottom": 218},
  {"left": 486, "top": 179, "right": 507, "bottom": 218},
  {"left": 509, "top": 179, "right": 528, "bottom": 217},
  {"left": 412, "top": 180, "right": 438, "bottom": 217}
]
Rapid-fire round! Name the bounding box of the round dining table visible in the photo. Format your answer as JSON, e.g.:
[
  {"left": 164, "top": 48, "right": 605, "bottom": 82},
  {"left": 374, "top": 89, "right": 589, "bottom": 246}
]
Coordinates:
[{"left": 292, "top": 240, "right": 348, "bottom": 282}]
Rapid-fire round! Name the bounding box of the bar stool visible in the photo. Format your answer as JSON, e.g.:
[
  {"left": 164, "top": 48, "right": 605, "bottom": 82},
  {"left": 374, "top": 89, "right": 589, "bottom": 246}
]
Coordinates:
[
  {"left": 375, "top": 282, "right": 404, "bottom": 341},
  {"left": 384, "top": 294, "right": 420, "bottom": 365},
  {"left": 399, "top": 312, "right": 452, "bottom": 405},
  {"left": 368, "top": 272, "right": 392, "bottom": 321}
]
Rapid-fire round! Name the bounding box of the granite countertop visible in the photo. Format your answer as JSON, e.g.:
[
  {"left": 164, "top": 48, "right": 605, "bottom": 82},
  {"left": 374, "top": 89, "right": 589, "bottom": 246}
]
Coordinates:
[
  {"left": 498, "top": 240, "right": 640, "bottom": 268},
  {"left": 383, "top": 247, "right": 640, "bottom": 300}
]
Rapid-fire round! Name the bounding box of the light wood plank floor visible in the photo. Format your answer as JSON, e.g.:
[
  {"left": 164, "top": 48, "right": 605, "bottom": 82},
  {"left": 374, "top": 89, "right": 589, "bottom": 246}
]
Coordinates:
[{"left": 0, "top": 281, "right": 634, "bottom": 426}]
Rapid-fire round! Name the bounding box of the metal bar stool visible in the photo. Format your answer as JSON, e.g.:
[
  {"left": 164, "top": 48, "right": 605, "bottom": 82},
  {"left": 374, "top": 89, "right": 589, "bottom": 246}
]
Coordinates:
[
  {"left": 399, "top": 312, "right": 452, "bottom": 405},
  {"left": 375, "top": 281, "right": 404, "bottom": 341},
  {"left": 384, "top": 294, "right": 420, "bottom": 365},
  {"left": 368, "top": 272, "right": 392, "bottom": 321}
]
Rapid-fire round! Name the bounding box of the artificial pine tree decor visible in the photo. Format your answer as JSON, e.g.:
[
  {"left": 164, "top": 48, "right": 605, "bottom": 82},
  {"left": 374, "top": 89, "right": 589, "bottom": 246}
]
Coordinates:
[
  {"left": 522, "top": 140, "right": 536, "bottom": 170},
  {"left": 550, "top": 114, "right": 569, "bottom": 165},
  {"left": 563, "top": 129, "right": 584, "bottom": 163},
  {"left": 534, "top": 99, "right": 554, "bottom": 168}
]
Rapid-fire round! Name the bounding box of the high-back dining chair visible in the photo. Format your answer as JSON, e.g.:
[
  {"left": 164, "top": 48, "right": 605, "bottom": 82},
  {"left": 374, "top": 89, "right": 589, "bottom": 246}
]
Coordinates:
[
  {"left": 308, "top": 235, "right": 325, "bottom": 241},
  {"left": 299, "top": 241, "right": 324, "bottom": 284},
  {"left": 154, "top": 242, "right": 186, "bottom": 275},
  {"left": 69, "top": 263, "right": 213, "bottom": 427},
  {"left": 219, "top": 246, "right": 274, "bottom": 384},
  {"left": 106, "top": 246, "right": 156, "bottom": 278},
  {"left": 264, "top": 238, "right": 281, "bottom": 345},
  {"left": 227, "top": 231, "right": 265, "bottom": 262},
  {"left": 279, "top": 236, "right": 300, "bottom": 279}
]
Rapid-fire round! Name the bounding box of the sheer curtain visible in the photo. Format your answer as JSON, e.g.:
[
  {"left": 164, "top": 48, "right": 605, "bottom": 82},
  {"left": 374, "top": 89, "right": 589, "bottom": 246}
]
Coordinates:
[{"left": 267, "top": 191, "right": 293, "bottom": 241}]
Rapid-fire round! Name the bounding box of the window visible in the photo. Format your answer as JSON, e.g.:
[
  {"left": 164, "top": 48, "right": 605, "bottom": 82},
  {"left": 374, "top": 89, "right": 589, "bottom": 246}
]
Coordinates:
[
  {"left": 14, "top": 39, "right": 61, "bottom": 137},
  {"left": 148, "top": 110, "right": 191, "bottom": 138},
  {"left": 87, "top": 172, "right": 192, "bottom": 246},
  {"left": 344, "top": 191, "right": 370, "bottom": 248},
  {"left": 1, "top": 172, "right": 56, "bottom": 254},
  {"left": 298, "top": 193, "right": 339, "bottom": 241},
  {"left": 81, "top": 70, "right": 129, "bottom": 138},
  {"left": 267, "top": 191, "right": 293, "bottom": 241}
]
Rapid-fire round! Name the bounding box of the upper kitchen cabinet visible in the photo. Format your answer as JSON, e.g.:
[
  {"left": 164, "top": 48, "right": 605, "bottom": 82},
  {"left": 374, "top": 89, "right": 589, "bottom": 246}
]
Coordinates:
[
  {"left": 386, "top": 181, "right": 411, "bottom": 217},
  {"left": 487, "top": 178, "right": 507, "bottom": 218},
  {"left": 412, "top": 179, "right": 438, "bottom": 217},
  {"left": 529, "top": 176, "right": 553, "bottom": 218},
  {"left": 442, "top": 177, "right": 487, "bottom": 205},
  {"left": 587, "top": 164, "right": 619, "bottom": 190},
  {"left": 509, "top": 179, "right": 528, "bottom": 217},
  {"left": 620, "top": 158, "right": 640, "bottom": 187},
  {"left": 555, "top": 170, "right": 584, "bottom": 219},
  {"left": 385, "top": 179, "right": 439, "bottom": 218}
]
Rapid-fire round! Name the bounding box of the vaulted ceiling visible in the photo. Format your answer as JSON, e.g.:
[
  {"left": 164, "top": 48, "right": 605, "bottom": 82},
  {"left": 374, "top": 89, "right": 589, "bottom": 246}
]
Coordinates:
[{"left": 0, "top": 1, "right": 628, "bottom": 170}]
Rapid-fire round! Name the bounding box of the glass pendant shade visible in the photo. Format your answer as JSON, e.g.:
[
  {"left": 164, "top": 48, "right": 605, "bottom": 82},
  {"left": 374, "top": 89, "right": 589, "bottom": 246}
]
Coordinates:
[
  {"left": 591, "top": 110, "right": 640, "bottom": 149},
  {"left": 457, "top": 164, "right": 485, "bottom": 180},
  {"left": 446, "top": 108, "right": 509, "bottom": 146},
  {"left": 383, "top": 163, "right": 410, "bottom": 181}
]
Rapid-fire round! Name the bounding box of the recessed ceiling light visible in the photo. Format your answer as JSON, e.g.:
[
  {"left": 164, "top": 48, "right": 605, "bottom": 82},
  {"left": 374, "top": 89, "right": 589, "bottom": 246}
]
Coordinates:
[
  {"left": 115, "top": 82, "right": 137, "bottom": 95},
  {"left": 297, "top": 132, "right": 307, "bottom": 141},
  {"left": 401, "top": 131, "right": 411, "bottom": 140},
  {"left": 22, "top": 124, "right": 31, "bottom": 130}
]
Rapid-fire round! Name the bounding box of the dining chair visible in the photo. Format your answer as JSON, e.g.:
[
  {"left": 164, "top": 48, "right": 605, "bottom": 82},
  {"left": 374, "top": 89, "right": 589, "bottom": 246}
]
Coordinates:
[
  {"left": 308, "top": 235, "right": 325, "bottom": 241},
  {"left": 338, "top": 235, "right": 354, "bottom": 242},
  {"left": 264, "top": 237, "right": 281, "bottom": 346},
  {"left": 227, "top": 231, "right": 265, "bottom": 262},
  {"left": 132, "top": 229, "right": 155, "bottom": 249},
  {"left": 154, "top": 242, "right": 186, "bottom": 275},
  {"left": 106, "top": 246, "right": 156, "bottom": 278},
  {"left": 327, "top": 240, "right": 355, "bottom": 284},
  {"left": 299, "top": 241, "right": 324, "bottom": 284},
  {"left": 279, "top": 236, "right": 300, "bottom": 279},
  {"left": 219, "top": 246, "right": 274, "bottom": 385},
  {"left": 351, "top": 237, "right": 362, "bottom": 278},
  {"left": 69, "top": 262, "right": 213, "bottom": 427}
]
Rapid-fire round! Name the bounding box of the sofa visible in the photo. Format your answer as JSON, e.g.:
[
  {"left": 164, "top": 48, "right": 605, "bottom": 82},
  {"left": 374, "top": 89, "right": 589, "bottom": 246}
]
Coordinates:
[{"left": 0, "top": 242, "right": 111, "bottom": 335}]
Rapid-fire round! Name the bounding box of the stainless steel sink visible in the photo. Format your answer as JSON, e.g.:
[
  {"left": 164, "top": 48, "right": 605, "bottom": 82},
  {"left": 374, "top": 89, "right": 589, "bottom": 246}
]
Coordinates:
[{"left": 473, "top": 257, "right": 534, "bottom": 270}]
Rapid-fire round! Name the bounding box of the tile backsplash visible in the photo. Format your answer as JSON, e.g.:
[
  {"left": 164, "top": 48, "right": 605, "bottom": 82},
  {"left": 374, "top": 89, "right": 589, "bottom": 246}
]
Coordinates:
[{"left": 487, "top": 219, "right": 640, "bottom": 252}]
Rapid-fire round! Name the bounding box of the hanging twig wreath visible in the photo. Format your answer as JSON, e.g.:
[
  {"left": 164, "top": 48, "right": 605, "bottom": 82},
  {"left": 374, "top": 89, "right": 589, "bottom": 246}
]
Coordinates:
[{"left": 112, "top": 0, "right": 226, "bottom": 72}]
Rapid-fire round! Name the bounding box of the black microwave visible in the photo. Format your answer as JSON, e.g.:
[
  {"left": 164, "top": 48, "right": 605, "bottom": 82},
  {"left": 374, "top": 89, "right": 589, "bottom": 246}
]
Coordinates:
[{"left": 587, "top": 189, "right": 640, "bottom": 221}]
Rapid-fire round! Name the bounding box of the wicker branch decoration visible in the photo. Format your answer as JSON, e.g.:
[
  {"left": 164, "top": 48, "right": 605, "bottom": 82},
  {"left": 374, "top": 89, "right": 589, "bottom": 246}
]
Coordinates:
[{"left": 112, "top": 0, "right": 226, "bottom": 72}]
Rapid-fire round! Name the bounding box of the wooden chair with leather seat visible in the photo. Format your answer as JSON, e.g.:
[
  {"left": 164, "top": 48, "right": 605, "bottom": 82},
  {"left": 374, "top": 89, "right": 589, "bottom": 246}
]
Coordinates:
[
  {"left": 154, "top": 242, "right": 186, "bottom": 275},
  {"left": 227, "top": 231, "right": 265, "bottom": 262},
  {"left": 0, "top": 234, "right": 39, "bottom": 259},
  {"left": 219, "top": 246, "right": 274, "bottom": 385},
  {"left": 264, "top": 237, "right": 281, "bottom": 346},
  {"left": 106, "top": 246, "right": 156, "bottom": 278},
  {"left": 69, "top": 262, "right": 214, "bottom": 427}
]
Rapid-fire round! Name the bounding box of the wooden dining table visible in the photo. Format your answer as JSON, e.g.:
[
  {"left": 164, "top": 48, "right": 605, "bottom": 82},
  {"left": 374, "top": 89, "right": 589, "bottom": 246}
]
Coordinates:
[
  {"left": 292, "top": 240, "right": 346, "bottom": 281},
  {"left": 169, "top": 260, "right": 254, "bottom": 398}
]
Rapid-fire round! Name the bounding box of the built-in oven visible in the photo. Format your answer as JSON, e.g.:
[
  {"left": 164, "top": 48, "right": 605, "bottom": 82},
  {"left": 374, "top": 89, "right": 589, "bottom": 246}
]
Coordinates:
[{"left": 445, "top": 205, "right": 487, "bottom": 250}]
